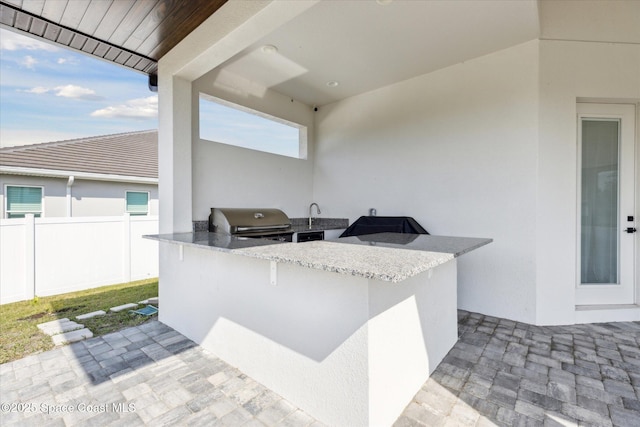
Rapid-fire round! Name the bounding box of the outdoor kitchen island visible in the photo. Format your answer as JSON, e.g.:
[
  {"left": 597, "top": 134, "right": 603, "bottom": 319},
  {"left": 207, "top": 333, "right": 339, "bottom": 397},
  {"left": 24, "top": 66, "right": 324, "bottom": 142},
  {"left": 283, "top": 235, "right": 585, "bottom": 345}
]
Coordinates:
[{"left": 149, "top": 232, "right": 491, "bottom": 426}]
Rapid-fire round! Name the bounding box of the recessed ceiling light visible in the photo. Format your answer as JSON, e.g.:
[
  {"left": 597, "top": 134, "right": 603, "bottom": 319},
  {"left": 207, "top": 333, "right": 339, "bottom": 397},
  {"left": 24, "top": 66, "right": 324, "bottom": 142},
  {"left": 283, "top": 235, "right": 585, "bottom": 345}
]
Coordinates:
[
  {"left": 326, "top": 81, "right": 339, "bottom": 88},
  {"left": 261, "top": 45, "right": 278, "bottom": 54}
]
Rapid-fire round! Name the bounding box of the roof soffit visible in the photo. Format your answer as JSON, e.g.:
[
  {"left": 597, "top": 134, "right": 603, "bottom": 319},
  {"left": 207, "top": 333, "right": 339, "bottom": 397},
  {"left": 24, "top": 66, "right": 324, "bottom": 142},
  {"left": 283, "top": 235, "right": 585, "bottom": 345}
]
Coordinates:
[{"left": 0, "top": 0, "right": 227, "bottom": 76}]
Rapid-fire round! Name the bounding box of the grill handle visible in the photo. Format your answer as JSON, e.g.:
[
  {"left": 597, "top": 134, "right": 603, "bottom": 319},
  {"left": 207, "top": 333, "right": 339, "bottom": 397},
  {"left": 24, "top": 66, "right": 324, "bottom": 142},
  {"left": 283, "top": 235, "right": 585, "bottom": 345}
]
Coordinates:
[{"left": 235, "top": 224, "right": 291, "bottom": 233}]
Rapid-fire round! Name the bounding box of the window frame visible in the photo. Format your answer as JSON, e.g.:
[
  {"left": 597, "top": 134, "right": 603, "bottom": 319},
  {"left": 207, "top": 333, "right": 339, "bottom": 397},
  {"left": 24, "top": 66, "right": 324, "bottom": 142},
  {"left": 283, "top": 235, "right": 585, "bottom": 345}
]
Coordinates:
[
  {"left": 125, "top": 190, "right": 150, "bottom": 216},
  {"left": 4, "top": 185, "right": 44, "bottom": 219},
  {"left": 198, "top": 93, "right": 308, "bottom": 159}
]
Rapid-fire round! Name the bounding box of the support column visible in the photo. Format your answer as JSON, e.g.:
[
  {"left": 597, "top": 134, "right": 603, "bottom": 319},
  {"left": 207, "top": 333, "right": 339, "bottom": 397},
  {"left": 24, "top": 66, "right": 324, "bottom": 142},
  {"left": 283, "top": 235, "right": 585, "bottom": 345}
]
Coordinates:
[
  {"left": 158, "top": 74, "right": 193, "bottom": 234},
  {"left": 155, "top": 1, "right": 320, "bottom": 235}
]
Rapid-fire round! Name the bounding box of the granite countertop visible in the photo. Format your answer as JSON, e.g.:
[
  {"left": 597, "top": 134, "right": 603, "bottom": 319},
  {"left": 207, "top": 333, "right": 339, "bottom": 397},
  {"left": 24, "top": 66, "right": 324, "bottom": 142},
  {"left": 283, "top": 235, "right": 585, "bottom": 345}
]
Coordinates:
[
  {"left": 149, "top": 231, "right": 288, "bottom": 251},
  {"left": 334, "top": 233, "right": 492, "bottom": 257},
  {"left": 147, "top": 231, "right": 491, "bottom": 283},
  {"left": 234, "top": 240, "right": 456, "bottom": 282}
]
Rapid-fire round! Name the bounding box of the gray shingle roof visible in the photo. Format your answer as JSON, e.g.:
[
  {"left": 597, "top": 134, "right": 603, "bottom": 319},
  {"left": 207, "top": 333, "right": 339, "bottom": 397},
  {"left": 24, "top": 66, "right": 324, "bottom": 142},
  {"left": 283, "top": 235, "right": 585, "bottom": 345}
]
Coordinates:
[{"left": 0, "top": 130, "right": 157, "bottom": 179}]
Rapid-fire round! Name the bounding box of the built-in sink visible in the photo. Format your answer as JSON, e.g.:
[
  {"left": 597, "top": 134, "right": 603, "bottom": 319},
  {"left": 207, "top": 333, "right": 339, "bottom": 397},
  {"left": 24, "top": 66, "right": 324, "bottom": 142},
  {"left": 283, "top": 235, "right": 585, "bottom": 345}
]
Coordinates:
[{"left": 297, "top": 230, "right": 324, "bottom": 243}]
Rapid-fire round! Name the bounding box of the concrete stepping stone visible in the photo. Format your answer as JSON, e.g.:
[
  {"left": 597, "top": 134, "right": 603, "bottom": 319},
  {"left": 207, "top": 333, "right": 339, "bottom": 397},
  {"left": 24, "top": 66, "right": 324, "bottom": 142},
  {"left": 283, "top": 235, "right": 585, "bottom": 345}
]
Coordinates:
[
  {"left": 76, "top": 310, "right": 106, "bottom": 320},
  {"left": 138, "top": 297, "right": 159, "bottom": 304},
  {"left": 110, "top": 303, "right": 138, "bottom": 312},
  {"left": 37, "top": 318, "right": 84, "bottom": 336},
  {"left": 51, "top": 328, "right": 93, "bottom": 346}
]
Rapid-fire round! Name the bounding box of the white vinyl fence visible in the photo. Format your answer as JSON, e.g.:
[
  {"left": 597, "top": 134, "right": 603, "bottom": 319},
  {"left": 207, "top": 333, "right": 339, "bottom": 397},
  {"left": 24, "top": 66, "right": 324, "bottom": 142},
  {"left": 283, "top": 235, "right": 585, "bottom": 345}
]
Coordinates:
[{"left": 0, "top": 214, "right": 159, "bottom": 304}]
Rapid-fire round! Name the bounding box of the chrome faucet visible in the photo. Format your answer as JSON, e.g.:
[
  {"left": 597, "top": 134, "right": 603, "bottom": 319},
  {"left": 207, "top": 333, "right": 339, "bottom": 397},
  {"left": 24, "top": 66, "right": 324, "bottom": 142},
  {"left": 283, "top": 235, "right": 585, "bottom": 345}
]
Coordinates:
[{"left": 308, "top": 202, "right": 321, "bottom": 228}]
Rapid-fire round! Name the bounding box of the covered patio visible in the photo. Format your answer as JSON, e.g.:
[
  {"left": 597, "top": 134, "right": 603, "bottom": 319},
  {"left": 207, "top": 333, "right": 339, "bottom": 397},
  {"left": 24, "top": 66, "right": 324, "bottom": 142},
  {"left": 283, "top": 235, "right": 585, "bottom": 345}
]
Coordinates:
[{"left": 1, "top": 2, "right": 638, "bottom": 425}]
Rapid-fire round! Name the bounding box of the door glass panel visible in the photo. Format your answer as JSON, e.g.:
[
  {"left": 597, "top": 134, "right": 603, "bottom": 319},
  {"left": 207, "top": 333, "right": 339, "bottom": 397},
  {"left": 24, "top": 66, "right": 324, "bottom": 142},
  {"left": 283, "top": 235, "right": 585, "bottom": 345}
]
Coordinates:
[{"left": 580, "top": 119, "right": 620, "bottom": 284}]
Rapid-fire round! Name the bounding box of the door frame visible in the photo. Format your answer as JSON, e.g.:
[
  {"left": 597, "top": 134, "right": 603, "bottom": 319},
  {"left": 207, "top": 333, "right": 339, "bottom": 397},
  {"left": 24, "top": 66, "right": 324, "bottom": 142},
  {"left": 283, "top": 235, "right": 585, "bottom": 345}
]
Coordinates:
[{"left": 575, "top": 103, "right": 637, "bottom": 306}]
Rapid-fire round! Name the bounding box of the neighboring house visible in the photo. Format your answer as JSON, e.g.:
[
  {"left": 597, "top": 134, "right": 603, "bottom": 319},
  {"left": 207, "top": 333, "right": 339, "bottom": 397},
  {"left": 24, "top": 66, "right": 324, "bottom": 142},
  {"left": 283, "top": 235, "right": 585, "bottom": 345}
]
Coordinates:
[
  {"left": 0, "top": 130, "right": 158, "bottom": 218},
  {"left": 1, "top": 1, "right": 638, "bottom": 327}
]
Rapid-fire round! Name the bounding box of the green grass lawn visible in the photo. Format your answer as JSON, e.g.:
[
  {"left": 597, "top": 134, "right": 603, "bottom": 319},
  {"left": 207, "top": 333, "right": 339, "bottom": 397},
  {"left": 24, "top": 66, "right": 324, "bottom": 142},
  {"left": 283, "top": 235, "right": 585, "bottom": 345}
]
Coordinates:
[{"left": 0, "top": 278, "right": 158, "bottom": 365}]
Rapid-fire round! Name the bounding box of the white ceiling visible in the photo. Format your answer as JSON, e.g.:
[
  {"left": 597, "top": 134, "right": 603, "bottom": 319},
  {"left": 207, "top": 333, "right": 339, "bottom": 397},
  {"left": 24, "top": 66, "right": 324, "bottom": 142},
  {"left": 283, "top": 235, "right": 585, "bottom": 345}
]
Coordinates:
[{"left": 208, "top": 0, "right": 639, "bottom": 108}]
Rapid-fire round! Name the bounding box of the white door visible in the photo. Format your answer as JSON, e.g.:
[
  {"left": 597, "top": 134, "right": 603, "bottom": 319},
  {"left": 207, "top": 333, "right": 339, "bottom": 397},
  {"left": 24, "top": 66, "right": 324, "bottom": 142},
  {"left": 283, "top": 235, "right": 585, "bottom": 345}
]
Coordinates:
[{"left": 576, "top": 103, "right": 636, "bottom": 306}]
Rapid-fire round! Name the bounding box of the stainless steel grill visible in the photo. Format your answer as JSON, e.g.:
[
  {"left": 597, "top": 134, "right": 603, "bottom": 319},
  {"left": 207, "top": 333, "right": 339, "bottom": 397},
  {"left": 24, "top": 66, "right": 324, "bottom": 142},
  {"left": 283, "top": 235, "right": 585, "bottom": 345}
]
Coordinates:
[{"left": 209, "top": 208, "right": 293, "bottom": 242}]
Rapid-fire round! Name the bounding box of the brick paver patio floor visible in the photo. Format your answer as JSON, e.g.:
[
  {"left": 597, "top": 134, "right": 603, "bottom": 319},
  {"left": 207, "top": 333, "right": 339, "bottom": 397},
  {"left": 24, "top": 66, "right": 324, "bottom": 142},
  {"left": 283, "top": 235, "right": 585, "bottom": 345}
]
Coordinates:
[
  {"left": 396, "top": 311, "right": 640, "bottom": 427},
  {"left": 1, "top": 311, "right": 639, "bottom": 426}
]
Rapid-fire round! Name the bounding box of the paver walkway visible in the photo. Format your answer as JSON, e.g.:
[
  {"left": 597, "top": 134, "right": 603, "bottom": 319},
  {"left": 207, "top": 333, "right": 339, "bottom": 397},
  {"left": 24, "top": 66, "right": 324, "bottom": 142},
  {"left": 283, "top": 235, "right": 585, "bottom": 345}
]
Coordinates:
[
  {"left": 1, "top": 311, "right": 638, "bottom": 426},
  {"left": 36, "top": 318, "right": 93, "bottom": 346}
]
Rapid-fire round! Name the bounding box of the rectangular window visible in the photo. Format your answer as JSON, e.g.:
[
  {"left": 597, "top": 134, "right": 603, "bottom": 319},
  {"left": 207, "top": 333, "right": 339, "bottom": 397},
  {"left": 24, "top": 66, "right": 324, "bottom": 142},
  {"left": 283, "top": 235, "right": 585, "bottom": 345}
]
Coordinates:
[
  {"left": 199, "top": 93, "right": 307, "bottom": 159},
  {"left": 126, "top": 191, "right": 149, "bottom": 216},
  {"left": 5, "top": 186, "right": 43, "bottom": 218},
  {"left": 580, "top": 119, "right": 620, "bottom": 284}
]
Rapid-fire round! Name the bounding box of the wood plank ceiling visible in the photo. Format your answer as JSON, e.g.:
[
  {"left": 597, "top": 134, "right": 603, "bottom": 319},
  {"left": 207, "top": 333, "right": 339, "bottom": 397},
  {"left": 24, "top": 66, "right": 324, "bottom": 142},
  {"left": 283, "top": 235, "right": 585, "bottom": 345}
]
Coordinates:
[{"left": 0, "top": 0, "right": 227, "bottom": 77}]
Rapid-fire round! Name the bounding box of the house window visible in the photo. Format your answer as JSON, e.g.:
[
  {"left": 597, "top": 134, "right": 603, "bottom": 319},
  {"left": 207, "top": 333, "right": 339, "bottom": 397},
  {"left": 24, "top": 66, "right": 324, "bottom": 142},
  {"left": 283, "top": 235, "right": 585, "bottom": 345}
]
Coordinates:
[
  {"left": 199, "top": 93, "right": 307, "bottom": 159},
  {"left": 5, "top": 185, "right": 43, "bottom": 218},
  {"left": 125, "top": 191, "right": 149, "bottom": 216}
]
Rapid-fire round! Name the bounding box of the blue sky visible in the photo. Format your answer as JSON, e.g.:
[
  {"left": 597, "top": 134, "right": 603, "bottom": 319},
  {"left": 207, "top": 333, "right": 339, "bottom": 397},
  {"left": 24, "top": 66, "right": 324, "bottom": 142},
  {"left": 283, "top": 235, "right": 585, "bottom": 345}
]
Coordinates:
[
  {"left": 0, "top": 28, "right": 301, "bottom": 158},
  {"left": 0, "top": 28, "right": 157, "bottom": 147},
  {"left": 199, "top": 95, "right": 301, "bottom": 158}
]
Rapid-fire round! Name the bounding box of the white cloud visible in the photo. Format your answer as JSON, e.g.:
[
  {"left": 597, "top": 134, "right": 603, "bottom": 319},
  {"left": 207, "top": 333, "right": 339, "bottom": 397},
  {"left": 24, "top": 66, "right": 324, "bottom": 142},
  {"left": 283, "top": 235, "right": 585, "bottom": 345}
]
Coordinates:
[
  {"left": 21, "top": 55, "right": 37, "bottom": 69},
  {"left": 91, "top": 96, "right": 158, "bottom": 119},
  {"left": 54, "top": 84, "right": 102, "bottom": 100},
  {"left": 56, "top": 57, "right": 79, "bottom": 66},
  {"left": 0, "top": 29, "right": 58, "bottom": 52},
  {"left": 23, "top": 86, "right": 49, "bottom": 94},
  {"left": 19, "top": 84, "right": 104, "bottom": 100}
]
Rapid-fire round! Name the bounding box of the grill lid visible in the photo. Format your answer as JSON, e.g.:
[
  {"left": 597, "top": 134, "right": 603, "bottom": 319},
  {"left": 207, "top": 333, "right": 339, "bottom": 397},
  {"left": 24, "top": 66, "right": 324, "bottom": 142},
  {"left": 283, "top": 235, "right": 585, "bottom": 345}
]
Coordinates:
[{"left": 211, "top": 208, "right": 291, "bottom": 234}]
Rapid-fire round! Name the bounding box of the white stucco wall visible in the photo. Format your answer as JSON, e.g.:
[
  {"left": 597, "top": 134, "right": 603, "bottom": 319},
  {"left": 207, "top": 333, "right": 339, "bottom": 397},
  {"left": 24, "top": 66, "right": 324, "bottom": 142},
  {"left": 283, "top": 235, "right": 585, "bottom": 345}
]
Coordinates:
[
  {"left": 311, "top": 39, "right": 640, "bottom": 325},
  {"left": 191, "top": 71, "right": 315, "bottom": 220},
  {"left": 0, "top": 175, "right": 158, "bottom": 217},
  {"left": 536, "top": 40, "right": 640, "bottom": 325},
  {"left": 313, "top": 41, "right": 540, "bottom": 323},
  {"left": 159, "top": 241, "right": 458, "bottom": 426}
]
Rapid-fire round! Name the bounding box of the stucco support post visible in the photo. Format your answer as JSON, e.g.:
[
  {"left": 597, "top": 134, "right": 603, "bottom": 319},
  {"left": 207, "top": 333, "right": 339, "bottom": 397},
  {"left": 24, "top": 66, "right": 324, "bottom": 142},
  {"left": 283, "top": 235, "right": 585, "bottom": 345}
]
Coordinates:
[
  {"left": 155, "top": 1, "right": 320, "bottom": 235},
  {"left": 158, "top": 74, "right": 193, "bottom": 234}
]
